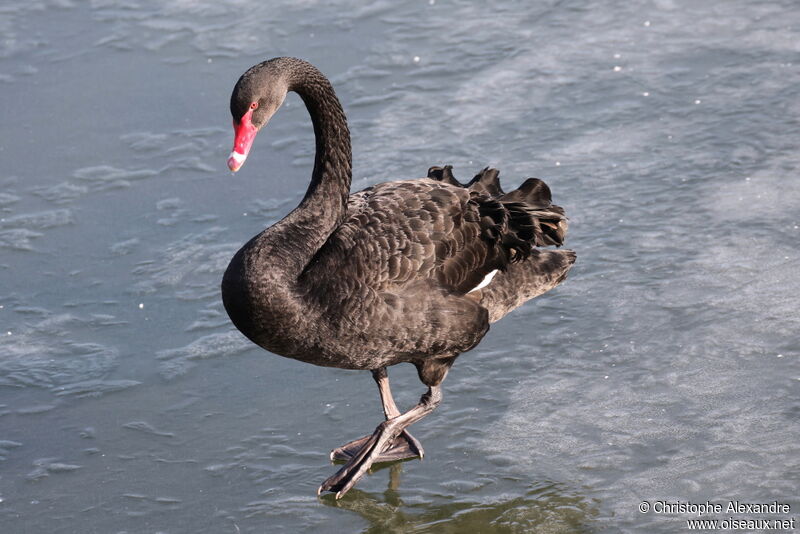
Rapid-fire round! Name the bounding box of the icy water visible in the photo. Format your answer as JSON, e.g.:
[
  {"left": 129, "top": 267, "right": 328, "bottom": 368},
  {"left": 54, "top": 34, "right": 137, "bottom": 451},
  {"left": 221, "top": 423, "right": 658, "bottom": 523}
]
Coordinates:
[{"left": 1, "top": 1, "right": 798, "bottom": 532}]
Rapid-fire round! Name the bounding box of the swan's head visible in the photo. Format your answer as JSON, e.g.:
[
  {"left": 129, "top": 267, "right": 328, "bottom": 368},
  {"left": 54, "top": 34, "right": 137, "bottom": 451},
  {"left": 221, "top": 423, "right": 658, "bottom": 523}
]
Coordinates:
[{"left": 228, "top": 60, "right": 289, "bottom": 172}]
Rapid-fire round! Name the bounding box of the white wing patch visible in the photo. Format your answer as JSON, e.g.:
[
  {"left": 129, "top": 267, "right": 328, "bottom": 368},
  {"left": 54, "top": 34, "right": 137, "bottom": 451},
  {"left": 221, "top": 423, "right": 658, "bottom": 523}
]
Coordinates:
[{"left": 468, "top": 269, "right": 498, "bottom": 293}]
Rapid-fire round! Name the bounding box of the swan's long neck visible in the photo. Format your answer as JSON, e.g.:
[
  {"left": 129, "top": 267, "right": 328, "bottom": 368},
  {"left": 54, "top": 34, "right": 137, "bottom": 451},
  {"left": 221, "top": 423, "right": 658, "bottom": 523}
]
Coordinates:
[
  {"left": 222, "top": 59, "right": 351, "bottom": 352},
  {"left": 268, "top": 63, "right": 352, "bottom": 278}
]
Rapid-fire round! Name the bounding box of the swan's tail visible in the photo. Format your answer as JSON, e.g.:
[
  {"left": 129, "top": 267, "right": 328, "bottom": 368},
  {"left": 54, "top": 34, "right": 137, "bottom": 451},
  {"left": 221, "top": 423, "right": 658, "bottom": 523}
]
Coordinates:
[{"left": 471, "top": 249, "right": 576, "bottom": 323}]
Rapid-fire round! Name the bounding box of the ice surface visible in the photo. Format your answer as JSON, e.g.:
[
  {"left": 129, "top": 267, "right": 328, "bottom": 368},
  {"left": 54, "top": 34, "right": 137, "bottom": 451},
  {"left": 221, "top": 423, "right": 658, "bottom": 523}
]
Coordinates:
[{"left": 0, "top": 0, "right": 797, "bottom": 533}]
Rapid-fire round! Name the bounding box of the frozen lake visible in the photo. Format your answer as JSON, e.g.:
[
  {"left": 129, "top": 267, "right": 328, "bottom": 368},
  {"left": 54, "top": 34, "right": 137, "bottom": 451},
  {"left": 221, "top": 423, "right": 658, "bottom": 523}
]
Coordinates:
[{"left": 1, "top": 0, "right": 798, "bottom": 532}]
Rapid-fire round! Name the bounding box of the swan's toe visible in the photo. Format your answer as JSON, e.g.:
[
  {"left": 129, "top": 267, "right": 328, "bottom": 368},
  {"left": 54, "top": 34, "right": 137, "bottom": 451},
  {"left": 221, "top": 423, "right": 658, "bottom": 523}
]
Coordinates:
[{"left": 330, "top": 435, "right": 371, "bottom": 461}]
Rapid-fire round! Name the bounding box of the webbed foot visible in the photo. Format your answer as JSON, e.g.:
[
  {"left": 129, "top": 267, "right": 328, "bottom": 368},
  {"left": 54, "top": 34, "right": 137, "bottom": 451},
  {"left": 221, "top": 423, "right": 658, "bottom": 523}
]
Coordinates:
[{"left": 329, "top": 428, "right": 423, "bottom": 463}]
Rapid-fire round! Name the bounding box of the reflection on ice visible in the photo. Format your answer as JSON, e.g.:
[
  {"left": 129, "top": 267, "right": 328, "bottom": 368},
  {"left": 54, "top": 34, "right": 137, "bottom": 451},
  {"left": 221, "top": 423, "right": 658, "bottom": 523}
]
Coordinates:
[{"left": 323, "top": 465, "right": 598, "bottom": 534}]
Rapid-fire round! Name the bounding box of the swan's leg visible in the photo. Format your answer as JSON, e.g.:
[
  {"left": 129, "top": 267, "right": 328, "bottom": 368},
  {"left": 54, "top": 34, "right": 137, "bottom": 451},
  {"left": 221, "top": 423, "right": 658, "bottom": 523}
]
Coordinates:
[
  {"left": 373, "top": 368, "right": 425, "bottom": 460},
  {"left": 319, "top": 385, "right": 441, "bottom": 498},
  {"left": 374, "top": 367, "right": 402, "bottom": 418},
  {"left": 330, "top": 368, "right": 424, "bottom": 462}
]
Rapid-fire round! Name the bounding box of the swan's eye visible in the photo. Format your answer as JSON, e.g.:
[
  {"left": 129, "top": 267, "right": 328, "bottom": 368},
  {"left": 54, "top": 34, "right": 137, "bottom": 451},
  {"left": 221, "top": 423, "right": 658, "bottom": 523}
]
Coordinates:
[{"left": 250, "top": 102, "right": 259, "bottom": 110}]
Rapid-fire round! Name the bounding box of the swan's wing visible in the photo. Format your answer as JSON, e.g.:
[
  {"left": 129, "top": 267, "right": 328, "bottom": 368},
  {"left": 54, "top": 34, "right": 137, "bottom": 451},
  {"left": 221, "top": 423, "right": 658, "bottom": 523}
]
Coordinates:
[
  {"left": 304, "top": 170, "right": 567, "bottom": 295},
  {"left": 302, "top": 179, "right": 485, "bottom": 294}
]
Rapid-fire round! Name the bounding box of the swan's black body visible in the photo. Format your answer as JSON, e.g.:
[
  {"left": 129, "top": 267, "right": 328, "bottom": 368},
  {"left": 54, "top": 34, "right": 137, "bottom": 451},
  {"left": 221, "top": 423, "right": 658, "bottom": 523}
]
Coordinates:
[{"left": 221, "top": 57, "right": 575, "bottom": 497}]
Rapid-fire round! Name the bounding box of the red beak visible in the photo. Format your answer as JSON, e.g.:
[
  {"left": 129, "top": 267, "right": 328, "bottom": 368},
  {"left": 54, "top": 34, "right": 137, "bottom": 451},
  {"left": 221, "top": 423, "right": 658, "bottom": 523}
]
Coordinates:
[{"left": 228, "top": 108, "right": 258, "bottom": 172}]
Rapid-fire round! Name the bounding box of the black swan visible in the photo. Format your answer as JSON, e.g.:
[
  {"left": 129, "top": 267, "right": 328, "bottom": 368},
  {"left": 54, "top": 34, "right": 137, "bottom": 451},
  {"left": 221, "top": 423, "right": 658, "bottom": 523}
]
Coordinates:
[{"left": 221, "top": 57, "right": 576, "bottom": 498}]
